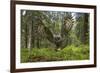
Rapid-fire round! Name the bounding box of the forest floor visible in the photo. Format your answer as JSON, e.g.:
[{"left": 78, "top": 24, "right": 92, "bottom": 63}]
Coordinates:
[{"left": 21, "top": 45, "right": 89, "bottom": 63}]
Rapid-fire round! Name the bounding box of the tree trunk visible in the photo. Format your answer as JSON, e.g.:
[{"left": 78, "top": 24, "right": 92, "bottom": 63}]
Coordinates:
[
  {"left": 27, "top": 20, "right": 32, "bottom": 53},
  {"left": 25, "top": 23, "right": 28, "bottom": 48},
  {"left": 83, "top": 14, "right": 89, "bottom": 44}
]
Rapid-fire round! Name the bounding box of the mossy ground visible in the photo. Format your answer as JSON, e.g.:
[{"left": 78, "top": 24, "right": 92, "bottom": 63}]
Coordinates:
[{"left": 21, "top": 45, "right": 89, "bottom": 63}]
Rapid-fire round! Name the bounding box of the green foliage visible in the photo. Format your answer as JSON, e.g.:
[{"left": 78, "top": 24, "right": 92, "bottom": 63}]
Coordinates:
[
  {"left": 61, "top": 45, "right": 89, "bottom": 60},
  {"left": 21, "top": 48, "right": 29, "bottom": 63},
  {"left": 68, "top": 31, "right": 81, "bottom": 46},
  {"left": 21, "top": 45, "right": 89, "bottom": 63}
]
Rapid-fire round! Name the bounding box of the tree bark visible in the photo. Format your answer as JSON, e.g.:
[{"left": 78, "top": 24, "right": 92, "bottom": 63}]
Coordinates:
[{"left": 27, "top": 20, "right": 32, "bottom": 53}]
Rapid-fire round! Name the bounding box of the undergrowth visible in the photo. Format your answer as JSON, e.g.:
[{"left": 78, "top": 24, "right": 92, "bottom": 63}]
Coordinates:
[{"left": 21, "top": 45, "right": 89, "bottom": 63}]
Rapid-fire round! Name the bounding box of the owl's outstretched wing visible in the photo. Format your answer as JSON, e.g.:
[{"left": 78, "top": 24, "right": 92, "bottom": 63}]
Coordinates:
[
  {"left": 43, "top": 25, "right": 54, "bottom": 43},
  {"left": 61, "top": 18, "right": 74, "bottom": 49}
]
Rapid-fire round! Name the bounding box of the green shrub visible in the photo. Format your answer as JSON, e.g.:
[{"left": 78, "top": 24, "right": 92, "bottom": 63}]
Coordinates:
[
  {"left": 21, "top": 48, "right": 29, "bottom": 63},
  {"left": 21, "top": 45, "right": 89, "bottom": 62}
]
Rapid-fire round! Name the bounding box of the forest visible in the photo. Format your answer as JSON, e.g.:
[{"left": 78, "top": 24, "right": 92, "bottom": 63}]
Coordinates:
[{"left": 21, "top": 10, "right": 90, "bottom": 63}]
